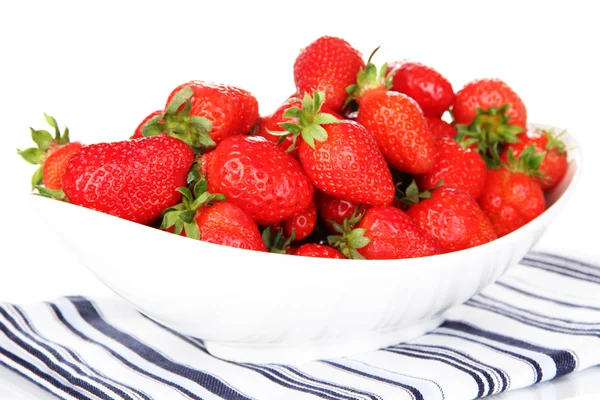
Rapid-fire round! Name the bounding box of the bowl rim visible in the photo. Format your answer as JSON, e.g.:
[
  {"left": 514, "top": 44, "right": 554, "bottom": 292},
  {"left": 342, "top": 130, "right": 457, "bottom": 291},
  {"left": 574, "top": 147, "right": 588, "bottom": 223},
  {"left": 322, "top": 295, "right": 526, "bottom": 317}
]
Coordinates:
[{"left": 29, "top": 122, "right": 583, "bottom": 268}]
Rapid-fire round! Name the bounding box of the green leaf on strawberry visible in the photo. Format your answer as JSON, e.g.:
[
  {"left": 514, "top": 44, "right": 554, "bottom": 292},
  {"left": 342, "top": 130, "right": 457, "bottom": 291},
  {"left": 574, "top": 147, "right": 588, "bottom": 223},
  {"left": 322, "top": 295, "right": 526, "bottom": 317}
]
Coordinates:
[
  {"left": 327, "top": 207, "right": 370, "bottom": 260},
  {"left": 142, "top": 86, "right": 215, "bottom": 152},
  {"left": 276, "top": 91, "right": 341, "bottom": 150},
  {"left": 455, "top": 104, "right": 524, "bottom": 168}
]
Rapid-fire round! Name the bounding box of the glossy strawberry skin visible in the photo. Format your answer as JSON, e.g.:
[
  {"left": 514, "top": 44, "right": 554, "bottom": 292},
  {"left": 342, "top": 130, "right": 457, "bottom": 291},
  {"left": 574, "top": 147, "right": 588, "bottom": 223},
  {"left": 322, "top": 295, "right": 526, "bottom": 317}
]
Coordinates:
[
  {"left": 165, "top": 81, "right": 259, "bottom": 145},
  {"left": 284, "top": 201, "right": 317, "bottom": 241},
  {"left": 425, "top": 116, "right": 457, "bottom": 142},
  {"left": 357, "top": 206, "right": 443, "bottom": 260},
  {"left": 478, "top": 168, "right": 546, "bottom": 237},
  {"left": 205, "top": 135, "right": 314, "bottom": 226},
  {"left": 407, "top": 187, "right": 496, "bottom": 253},
  {"left": 356, "top": 90, "right": 436, "bottom": 174},
  {"left": 293, "top": 36, "right": 365, "bottom": 112},
  {"left": 294, "top": 243, "right": 345, "bottom": 259},
  {"left": 131, "top": 110, "right": 163, "bottom": 139},
  {"left": 63, "top": 136, "right": 194, "bottom": 225},
  {"left": 500, "top": 129, "right": 568, "bottom": 191},
  {"left": 298, "top": 120, "right": 394, "bottom": 207},
  {"left": 43, "top": 142, "right": 83, "bottom": 190},
  {"left": 194, "top": 202, "right": 267, "bottom": 252},
  {"left": 388, "top": 61, "right": 455, "bottom": 117},
  {"left": 453, "top": 78, "right": 527, "bottom": 128},
  {"left": 416, "top": 136, "right": 487, "bottom": 200},
  {"left": 316, "top": 191, "right": 367, "bottom": 233}
]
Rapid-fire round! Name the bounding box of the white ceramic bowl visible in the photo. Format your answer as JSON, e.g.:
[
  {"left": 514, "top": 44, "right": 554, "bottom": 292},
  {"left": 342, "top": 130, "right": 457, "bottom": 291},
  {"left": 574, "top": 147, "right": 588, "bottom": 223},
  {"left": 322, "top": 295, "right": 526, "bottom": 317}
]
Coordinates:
[{"left": 30, "top": 123, "right": 581, "bottom": 364}]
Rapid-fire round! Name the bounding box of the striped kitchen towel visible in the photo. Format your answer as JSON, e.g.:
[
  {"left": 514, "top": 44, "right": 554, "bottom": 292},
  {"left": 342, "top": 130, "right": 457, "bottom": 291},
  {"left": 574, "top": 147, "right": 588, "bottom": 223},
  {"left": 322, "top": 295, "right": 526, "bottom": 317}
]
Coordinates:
[{"left": 0, "top": 251, "right": 599, "bottom": 400}]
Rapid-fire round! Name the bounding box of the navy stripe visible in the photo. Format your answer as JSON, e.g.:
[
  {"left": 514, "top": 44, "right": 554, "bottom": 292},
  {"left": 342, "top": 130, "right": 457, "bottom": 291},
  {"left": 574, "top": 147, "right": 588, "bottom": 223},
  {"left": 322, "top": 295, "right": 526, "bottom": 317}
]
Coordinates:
[
  {"left": 0, "top": 341, "right": 92, "bottom": 399},
  {"left": 430, "top": 331, "right": 543, "bottom": 383},
  {"left": 521, "top": 258, "right": 600, "bottom": 284},
  {"left": 1, "top": 305, "right": 138, "bottom": 400},
  {"left": 68, "top": 296, "right": 252, "bottom": 400},
  {"left": 323, "top": 360, "right": 424, "bottom": 400},
  {"left": 443, "top": 321, "right": 577, "bottom": 377},
  {"left": 385, "top": 347, "right": 487, "bottom": 397},
  {"left": 14, "top": 305, "right": 152, "bottom": 400},
  {"left": 466, "top": 299, "right": 600, "bottom": 336},
  {"left": 475, "top": 293, "right": 600, "bottom": 326},
  {"left": 50, "top": 302, "right": 211, "bottom": 400},
  {"left": 0, "top": 358, "right": 71, "bottom": 399},
  {"left": 401, "top": 344, "right": 508, "bottom": 392},
  {"left": 141, "top": 313, "right": 380, "bottom": 400},
  {"left": 496, "top": 282, "right": 600, "bottom": 311},
  {"left": 528, "top": 252, "right": 600, "bottom": 273},
  {"left": 0, "top": 312, "right": 113, "bottom": 399}
]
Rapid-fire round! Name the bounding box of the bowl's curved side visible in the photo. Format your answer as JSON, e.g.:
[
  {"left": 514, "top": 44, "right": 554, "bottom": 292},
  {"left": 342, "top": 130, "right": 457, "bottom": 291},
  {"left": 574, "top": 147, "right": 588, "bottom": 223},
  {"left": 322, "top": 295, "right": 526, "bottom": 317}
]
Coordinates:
[{"left": 29, "top": 124, "right": 582, "bottom": 363}]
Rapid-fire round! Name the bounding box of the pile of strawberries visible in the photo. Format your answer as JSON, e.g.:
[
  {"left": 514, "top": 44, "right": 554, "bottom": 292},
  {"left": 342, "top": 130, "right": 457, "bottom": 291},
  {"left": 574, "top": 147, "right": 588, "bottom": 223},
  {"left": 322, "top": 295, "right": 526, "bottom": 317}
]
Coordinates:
[{"left": 19, "top": 36, "right": 569, "bottom": 260}]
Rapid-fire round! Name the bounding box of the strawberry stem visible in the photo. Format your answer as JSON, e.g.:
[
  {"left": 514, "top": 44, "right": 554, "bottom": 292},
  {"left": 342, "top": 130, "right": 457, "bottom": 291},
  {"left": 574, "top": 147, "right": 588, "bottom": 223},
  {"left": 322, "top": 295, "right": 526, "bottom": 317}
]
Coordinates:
[{"left": 327, "top": 207, "right": 370, "bottom": 260}]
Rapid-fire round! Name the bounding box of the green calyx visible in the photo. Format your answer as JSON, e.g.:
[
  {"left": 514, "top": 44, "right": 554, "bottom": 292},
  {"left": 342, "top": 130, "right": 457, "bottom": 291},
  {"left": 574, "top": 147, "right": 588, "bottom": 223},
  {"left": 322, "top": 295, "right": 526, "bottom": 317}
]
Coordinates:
[
  {"left": 142, "top": 86, "right": 214, "bottom": 152},
  {"left": 17, "top": 113, "right": 71, "bottom": 189},
  {"left": 504, "top": 145, "right": 545, "bottom": 179},
  {"left": 345, "top": 46, "right": 392, "bottom": 106},
  {"left": 33, "top": 186, "right": 66, "bottom": 201},
  {"left": 160, "top": 177, "right": 225, "bottom": 240},
  {"left": 395, "top": 179, "right": 442, "bottom": 208},
  {"left": 274, "top": 90, "right": 340, "bottom": 151},
  {"left": 455, "top": 104, "right": 523, "bottom": 168},
  {"left": 262, "top": 226, "right": 295, "bottom": 254},
  {"left": 326, "top": 207, "right": 370, "bottom": 260},
  {"left": 543, "top": 128, "right": 568, "bottom": 154}
]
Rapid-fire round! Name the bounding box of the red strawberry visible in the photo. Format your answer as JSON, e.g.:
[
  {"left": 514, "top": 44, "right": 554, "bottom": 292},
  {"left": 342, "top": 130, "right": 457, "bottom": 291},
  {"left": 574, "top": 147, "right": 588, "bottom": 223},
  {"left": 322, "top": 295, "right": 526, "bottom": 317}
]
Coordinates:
[
  {"left": 416, "top": 136, "right": 487, "bottom": 200},
  {"left": 329, "top": 206, "right": 442, "bottom": 259},
  {"left": 294, "top": 36, "right": 365, "bottom": 112},
  {"left": 349, "top": 52, "right": 436, "bottom": 174},
  {"left": 18, "top": 113, "right": 83, "bottom": 191},
  {"left": 131, "top": 110, "right": 163, "bottom": 139},
  {"left": 161, "top": 179, "right": 266, "bottom": 252},
  {"left": 144, "top": 81, "right": 259, "bottom": 150},
  {"left": 294, "top": 243, "right": 345, "bottom": 259},
  {"left": 284, "top": 201, "right": 317, "bottom": 241},
  {"left": 454, "top": 78, "right": 527, "bottom": 129},
  {"left": 316, "top": 191, "right": 367, "bottom": 234},
  {"left": 478, "top": 146, "right": 546, "bottom": 237},
  {"left": 204, "top": 135, "right": 314, "bottom": 226},
  {"left": 406, "top": 186, "right": 496, "bottom": 253},
  {"left": 282, "top": 92, "right": 394, "bottom": 206},
  {"left": 500, "top": 128, "right": 568, "bottom": 191},
  {"left": 62, "top": 136, "right": 194, "bottom": 225},
  {"left": 425, "top": 116, "right": 457, "bottom": 142},
  {"left": 387, "top": 61, "right": 455, "bottom": 117}
]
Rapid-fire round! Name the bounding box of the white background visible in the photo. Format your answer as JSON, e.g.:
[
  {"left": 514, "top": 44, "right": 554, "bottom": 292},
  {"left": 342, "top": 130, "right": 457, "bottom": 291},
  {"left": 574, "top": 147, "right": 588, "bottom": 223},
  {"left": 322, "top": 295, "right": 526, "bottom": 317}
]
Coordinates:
[{"left": 1, "top": 1, "right": 598, "bottom": 301}]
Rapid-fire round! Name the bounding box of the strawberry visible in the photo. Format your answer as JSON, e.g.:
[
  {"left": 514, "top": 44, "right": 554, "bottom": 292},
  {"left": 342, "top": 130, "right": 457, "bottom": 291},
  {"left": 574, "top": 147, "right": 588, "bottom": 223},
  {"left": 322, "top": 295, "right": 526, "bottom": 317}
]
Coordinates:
[
  {"left": 143, "top": 81, "right": 259, "bottom": 150},
  {"left": 131, "top": 110, "right": 163, "bottom": 139},
  {"left": 328, "top": 206, "right": 442, "bottom": 260},
  {"left": 406, "top": 186, "right": 496, "bottom": 253},
  {"left": 316, "top": 191, "right": 367, "bottom": 234},
  {"left": 62, "top": 136, "right": 194, "bottom": 225},
  {"left": 294, "top": 243, "right": 345, "bottom": 259},
  {"left": 204, "top": 135, "right": 314, "bottom": 226},
  {"left": 349, "top": 51, "right": 436, "bottom": 174},
  {"left": 478, "top": 146, "right": 546, "bottom": 237},
  {"left": 454, "top": 78, "right": 527, "bottom": 129},
  {"left": 425, "top": 116, "right": 457, "bottom": 142},
  {"left": 18, "top": 113, "right": 83, "bottom": 190},
  {"left": 387, "top": 61, "right": 455, "bottom": 117},
  {"left": 161, "top": 179, "right": 266, "bottom": 252},
  {"left": 293, "top": 36, "right": 365, "bottom": 112},
  {"left": 284, "top": 201, "right": 317, "bottom": 241},
  {"left": 500, "top": 128, "right": 568, "bottom": 191},
  {"left": 281, "top": 91, "right": 394, "bottom": 206},
  {"left": 415, "top": 136, "right": 487, "bottom": 200}
]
